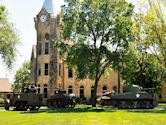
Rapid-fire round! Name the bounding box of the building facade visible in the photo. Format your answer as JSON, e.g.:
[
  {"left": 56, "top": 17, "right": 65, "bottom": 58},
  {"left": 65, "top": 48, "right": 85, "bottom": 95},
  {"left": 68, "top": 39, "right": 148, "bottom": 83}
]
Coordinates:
[
  {"left": 30, "top": 0, "right": 121, "bottom": 101},
  {"left": 30, "top": 0, "right": 166, "bottom": 101}
]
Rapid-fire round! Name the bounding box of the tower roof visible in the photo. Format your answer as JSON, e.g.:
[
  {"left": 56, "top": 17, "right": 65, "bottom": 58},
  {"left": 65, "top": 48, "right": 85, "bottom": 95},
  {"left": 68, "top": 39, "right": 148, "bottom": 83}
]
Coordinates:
[{"left": 42, "top": 0, "right": 55, "bottom": 16}]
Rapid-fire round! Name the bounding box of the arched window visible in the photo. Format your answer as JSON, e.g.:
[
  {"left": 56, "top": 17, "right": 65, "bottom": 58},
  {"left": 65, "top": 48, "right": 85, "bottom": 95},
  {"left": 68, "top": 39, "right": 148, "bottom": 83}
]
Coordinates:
[
  {"left": 68, "top": 86, "right": 73, "bottom": 94},
  {"left": 37, "top": 84, "right": 40, "bottom": 93},
  {"left": 44, "top": 84, "right": 48, "bottom": 98},
  {"left": 80, "top": 86, "right": 84, "bottom": 98},
  {"left": 91, "top": 86, "right": 94, "bottom": 98},
  {"left": 103, "top": 86, "right": 107, "bottom": 93},
  {"left": 113, "top": 86, "right": 117, "bottom": 93}
]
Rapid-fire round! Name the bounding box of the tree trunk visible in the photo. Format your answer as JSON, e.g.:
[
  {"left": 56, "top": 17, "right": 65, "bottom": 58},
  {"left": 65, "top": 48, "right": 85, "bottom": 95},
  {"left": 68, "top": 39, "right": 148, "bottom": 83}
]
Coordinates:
[
  {"left": 92, "top": 78, "right": 99, "bottom": 107},
  {"left": 118, "top": 71, "right": 121, "bottom": 94}
]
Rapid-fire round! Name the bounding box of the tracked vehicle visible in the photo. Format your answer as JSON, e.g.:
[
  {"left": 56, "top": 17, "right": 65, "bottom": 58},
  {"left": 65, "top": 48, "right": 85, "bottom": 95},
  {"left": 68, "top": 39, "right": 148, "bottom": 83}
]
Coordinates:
[
  {"left": 4, "top": 84, "right": 43, "bottom": 111},
  {"left": 100, "top": 84, "right": 158, "bottom": 109},
  {"left": 4, "top": 85, "right": 76, "bottom": 110},
  {"left": 47, "top": 90, "right": 76, "bottom": 108}
]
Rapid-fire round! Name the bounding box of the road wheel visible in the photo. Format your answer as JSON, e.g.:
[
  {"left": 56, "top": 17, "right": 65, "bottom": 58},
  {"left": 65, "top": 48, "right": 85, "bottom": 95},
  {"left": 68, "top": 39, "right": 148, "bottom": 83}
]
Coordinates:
[{"left": 29, "top": 106, "right": 40, "bottom": 110}]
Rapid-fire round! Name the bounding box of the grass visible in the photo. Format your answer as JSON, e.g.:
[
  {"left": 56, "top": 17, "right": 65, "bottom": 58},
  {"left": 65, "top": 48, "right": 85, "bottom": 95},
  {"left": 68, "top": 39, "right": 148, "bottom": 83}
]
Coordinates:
[{"left": 0, "top": 104, "right": 166, "bottom": 125}]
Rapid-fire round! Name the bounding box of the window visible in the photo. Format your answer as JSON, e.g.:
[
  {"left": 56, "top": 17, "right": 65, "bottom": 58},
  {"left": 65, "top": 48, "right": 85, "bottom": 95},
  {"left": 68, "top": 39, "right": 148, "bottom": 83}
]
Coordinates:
[
  {"left": 68, "top": 69, "right": 73, "bottom": 78},
  {"left": 38, "top": 84, "right": 40, "bottom": 93},
  {"left": 45, "top": 33, "right": 50, "bottom": 40},
  {"left": 44, "top": 84, "right": 48, "bottom": 98},
  {"left": 59, "top": 63, "right": 61, "bottom": 76},
  {"left": 45, "top": 42, "right": 49, "bottom": 54},
  {"left": 38, "top": 43, "right": 42, "bottom": 55},
  {"left": 45, "top": 63, "right": 49, "bottom": 75},
  {"left": 80, "top": 86, "right": 84, "bottom": 98},
  {"left": 103, "top": 86, "right": 107, "bottom": 93},
  {"left": 91, "top": 86, "right": 94, "bottom": 98},
  {"left": 68, "top": 86, "right": 73, "bottom": 94},
  {"left": 38, "top": 69, "right": 41, "bottom": 76}
]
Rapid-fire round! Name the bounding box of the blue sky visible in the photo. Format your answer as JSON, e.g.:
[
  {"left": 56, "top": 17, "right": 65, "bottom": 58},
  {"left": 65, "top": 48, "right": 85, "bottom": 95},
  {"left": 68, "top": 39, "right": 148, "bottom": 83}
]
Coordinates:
[{"left": 1, "top": 0, "right": 64, "bottom": 82}]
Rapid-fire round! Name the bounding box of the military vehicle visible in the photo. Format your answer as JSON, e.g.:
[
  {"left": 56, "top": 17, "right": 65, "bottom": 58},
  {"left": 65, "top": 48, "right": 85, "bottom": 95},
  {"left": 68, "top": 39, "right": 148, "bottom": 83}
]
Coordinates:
[
  {"left": 99, "top": 84, "right": 158, "bottom": 109},
  {"left": 47, "top": 90, "right": 76, "bottom": 108},
  {"left": 4, "top": 84, "right": 43, "bottom": 111},
  {"left": 4, "top": 85, "right": 76, "bottom": 110}
]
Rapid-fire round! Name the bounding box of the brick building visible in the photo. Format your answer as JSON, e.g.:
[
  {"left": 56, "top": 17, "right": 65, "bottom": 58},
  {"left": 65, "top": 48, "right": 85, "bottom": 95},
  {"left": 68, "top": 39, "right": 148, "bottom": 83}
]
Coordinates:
[
  {"left": 30, "top": 0, "right": 121, "bottom": 101},
  {"left": 30, "top": 0, "right": 166, "bottom": 101}
]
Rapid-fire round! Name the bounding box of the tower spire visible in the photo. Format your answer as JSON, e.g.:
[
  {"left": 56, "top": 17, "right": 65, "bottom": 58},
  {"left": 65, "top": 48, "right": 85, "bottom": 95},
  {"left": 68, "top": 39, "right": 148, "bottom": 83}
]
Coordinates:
[{"left": 42, "top": 0, "right": 55, "bottom": 16}]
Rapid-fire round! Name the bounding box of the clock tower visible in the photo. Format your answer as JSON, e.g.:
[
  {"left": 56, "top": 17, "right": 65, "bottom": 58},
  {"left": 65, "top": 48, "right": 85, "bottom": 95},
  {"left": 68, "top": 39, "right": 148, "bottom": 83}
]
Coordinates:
[{"left": 34, "top": 0, "right": 61, "bottom": 97}]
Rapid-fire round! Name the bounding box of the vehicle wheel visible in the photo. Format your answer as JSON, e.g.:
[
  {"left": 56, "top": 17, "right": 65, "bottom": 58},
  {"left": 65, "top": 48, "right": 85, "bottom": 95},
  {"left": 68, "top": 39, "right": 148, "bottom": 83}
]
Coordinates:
[
  {"left": 133, "top": 101, "right": 140, "bottom": 109},
  {"left": 29, "top": 106, "right": 40, "bottom": 110},
  {"left": 142, "top": 101, "right": 150, "bottom": 109},
  {"left": 117, "top": 101, "right": 125, "bottom": 109}
]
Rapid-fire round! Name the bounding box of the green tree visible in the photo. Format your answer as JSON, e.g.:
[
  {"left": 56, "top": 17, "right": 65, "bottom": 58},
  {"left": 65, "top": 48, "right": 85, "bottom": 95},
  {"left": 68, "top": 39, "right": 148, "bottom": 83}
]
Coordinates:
[
  {"left": 120, "top": 0, "right": 166, "bottom": 91},
  {"left": 60, "top": 0, "right": 134, "bottom": 107},
  {"left": 121, "top": 43, "right": 163, "bottom": 92},
  {"left": 12, "top": 61, "right": 31, "bottom": 93},
  {"left": 0, "top": 5, "right": 19, "bottom": 68}
]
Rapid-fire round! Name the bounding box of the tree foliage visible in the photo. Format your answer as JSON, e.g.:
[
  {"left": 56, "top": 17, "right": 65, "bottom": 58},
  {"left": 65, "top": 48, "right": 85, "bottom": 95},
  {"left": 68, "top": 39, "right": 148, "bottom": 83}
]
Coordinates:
[
  {"left": 60, "top": 0, "right": 134, "bottom": 106},
  {"left": 120, "top": 0, "right": 166, "bottom": 91},
  {"left": 12, "top": 61, "right": 31, "bottom": 93},
  {"left": 0, "top": 5, "right": 19, "bottom": 68},
  {"left": 121, "top": 43, "right": 163, "bottom": 92}
]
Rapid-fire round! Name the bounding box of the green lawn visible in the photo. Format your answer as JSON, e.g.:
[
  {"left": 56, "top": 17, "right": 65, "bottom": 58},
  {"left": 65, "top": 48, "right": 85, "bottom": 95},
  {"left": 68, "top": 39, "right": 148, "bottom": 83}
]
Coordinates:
[{"left": 0, "top": 105, "right": 166, "bottom": 125}]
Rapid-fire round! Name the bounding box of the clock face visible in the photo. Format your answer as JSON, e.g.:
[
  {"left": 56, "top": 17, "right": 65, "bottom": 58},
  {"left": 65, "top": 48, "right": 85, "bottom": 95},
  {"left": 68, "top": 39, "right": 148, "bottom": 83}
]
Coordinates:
[{"left": 40, "top": 15, "right": 47, "bottom": 22}]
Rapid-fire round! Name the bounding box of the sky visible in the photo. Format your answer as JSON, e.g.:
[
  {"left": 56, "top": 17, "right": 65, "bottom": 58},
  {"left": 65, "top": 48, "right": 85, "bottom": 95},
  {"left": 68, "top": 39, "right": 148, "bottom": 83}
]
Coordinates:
[{"left": 0, "top": 0, "right": 64, "bottom": 82}]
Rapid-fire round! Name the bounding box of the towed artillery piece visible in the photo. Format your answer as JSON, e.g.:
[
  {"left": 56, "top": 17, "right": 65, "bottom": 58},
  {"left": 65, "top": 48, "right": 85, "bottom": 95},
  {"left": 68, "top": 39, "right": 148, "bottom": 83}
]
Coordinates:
[{"left": 99, "top": 84, "right": 158, "bottom": 109}]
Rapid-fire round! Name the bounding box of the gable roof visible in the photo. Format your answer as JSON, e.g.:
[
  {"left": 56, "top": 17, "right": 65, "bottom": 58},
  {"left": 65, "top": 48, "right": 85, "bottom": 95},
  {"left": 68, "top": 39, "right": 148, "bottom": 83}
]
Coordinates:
[{"left": 0, "top": 78, "right": 12, "bottom": 92}]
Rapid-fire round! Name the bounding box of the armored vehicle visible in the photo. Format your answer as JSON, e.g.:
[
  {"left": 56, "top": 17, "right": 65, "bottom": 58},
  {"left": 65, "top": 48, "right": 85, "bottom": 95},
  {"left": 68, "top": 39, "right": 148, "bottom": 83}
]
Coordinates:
[
  {"left": 100, "top": 84, "right": 158, "bottom": 109},
  {"left": 47, "top": 90, "right": 76, "bottom": 108},
  {"left": 4, "top": 84, "right": 43, "bottom": 111}
]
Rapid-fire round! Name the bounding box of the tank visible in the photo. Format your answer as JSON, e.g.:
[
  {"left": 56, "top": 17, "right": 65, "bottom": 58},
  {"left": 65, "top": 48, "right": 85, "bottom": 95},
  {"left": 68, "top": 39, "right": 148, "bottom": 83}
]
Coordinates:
[
  {"left": 4, "top": 84, "right": 43, "bottom": 111},
  {"left": 46, "top": 90, "right": 76, "bottom": 108},
  {"left": 99, "top": 84, "right": 158, "bottom": 109}
]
